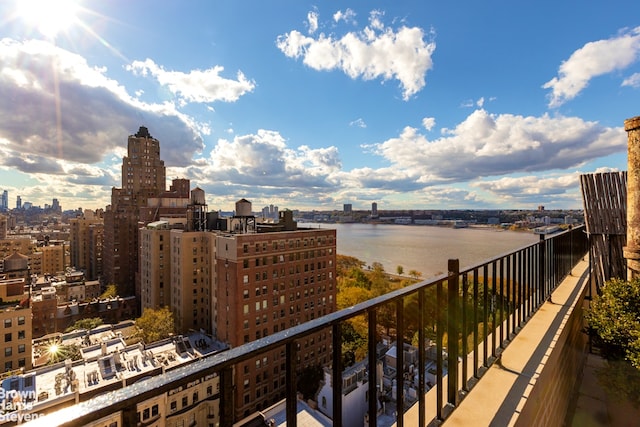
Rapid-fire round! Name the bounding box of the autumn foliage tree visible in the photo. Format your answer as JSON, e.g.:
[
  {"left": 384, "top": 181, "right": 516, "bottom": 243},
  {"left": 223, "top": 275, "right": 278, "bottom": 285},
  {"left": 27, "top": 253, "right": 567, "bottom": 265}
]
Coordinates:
[
  {"left": 135, "top": 306, "right": 175, "bottom": 344},
  {"left": 100, "top": 284, "right": 118, "bottom": 300}
]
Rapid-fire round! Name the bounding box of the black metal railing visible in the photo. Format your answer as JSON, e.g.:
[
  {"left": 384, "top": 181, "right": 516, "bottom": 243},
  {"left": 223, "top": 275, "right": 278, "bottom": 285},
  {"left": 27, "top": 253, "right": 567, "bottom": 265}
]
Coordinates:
[{"left": 26, "top": 226, "right": 588, "bottom": 427}]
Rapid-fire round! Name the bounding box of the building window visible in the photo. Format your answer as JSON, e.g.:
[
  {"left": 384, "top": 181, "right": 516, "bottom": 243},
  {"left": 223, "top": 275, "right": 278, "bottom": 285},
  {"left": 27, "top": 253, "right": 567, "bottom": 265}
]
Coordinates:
[
  {"left": 4, "top": 333, "right": 11, "bottom": 342},
  {"left": 18, "top": 344, "right": 24, "bottom": 353},
  {"left": 5, "top": 347, "right": 11, "bottom": 357},
  {"left": 4, "top": 319, "right": 11, "bottom": 328}
]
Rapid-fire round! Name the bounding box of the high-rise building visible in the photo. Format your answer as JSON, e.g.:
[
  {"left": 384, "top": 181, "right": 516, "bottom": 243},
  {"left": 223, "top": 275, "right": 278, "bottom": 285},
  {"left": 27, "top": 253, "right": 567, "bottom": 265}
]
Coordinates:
[
  {"left": 139, "top": 187, "right": 212, "bottom": 328},
  {"left": 1, "top": 190, "right": 8, "bottom": 211},
  {"left": 343, "top": 203, "right": 352, "bottom": 213},
  {"left": 372, "top": 202, "right": 378, "bottom": 218},
  {"left": 70, "top": 210, "right": 104, "bottom": 280},
  {"left": 16, "top": 195, "right": 21, "bottom": 210},
  {"left": 215, "top": 202, "right": 337, "bottom": 420},
  {"left": 88, "top": 223, "right": 104, "bottom": 282},
  {"left": 51, "top": 198, "right": 61, "bottom": 213},
  {"left": 138, "top": 199, "right": 338, "bottom": 421},
  {"left": 103, "top": 127, "right": 167, "bottom": 299},
  {"left": 169, "top": 229, "right": 214, "bottom": 333}
]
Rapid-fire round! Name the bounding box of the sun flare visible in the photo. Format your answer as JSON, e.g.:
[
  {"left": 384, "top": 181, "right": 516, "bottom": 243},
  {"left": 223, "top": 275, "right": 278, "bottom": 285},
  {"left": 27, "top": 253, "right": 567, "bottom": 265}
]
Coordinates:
[{"left": 17, "top": 0, "right": 80, "bottom": 38}]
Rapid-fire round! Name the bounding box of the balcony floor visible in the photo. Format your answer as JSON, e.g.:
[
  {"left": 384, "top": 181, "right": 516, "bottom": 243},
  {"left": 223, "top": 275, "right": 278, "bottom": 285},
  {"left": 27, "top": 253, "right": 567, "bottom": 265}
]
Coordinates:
[{"left": 569, "top": 352, "right": 640, "bottom": 426}]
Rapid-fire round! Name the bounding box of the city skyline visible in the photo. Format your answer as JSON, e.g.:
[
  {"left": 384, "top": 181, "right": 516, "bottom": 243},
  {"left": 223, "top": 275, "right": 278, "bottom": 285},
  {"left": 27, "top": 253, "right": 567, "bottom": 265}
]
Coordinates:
[{"left": 0, "top": 1, "right": 638, "bottom": 212}]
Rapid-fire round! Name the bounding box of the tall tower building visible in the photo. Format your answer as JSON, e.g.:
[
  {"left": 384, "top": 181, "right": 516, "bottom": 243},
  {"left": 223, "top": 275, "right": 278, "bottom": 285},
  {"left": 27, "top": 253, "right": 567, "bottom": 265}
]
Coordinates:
[
  {"left": 1, "top": 190, "right": 8, "bottom": 211},
  {"left": 16, "top": 195, "right": 21, "bottom": 210},
  {"left": 103, "top": 127, "right": 166, "bottom": 299}
]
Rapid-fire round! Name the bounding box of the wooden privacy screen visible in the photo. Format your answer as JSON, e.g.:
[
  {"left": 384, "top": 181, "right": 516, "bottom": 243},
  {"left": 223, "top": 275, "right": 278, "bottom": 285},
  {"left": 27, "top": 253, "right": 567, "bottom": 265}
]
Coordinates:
[{"left": 580, "top": 171, "right": 627, "bottom": 289}]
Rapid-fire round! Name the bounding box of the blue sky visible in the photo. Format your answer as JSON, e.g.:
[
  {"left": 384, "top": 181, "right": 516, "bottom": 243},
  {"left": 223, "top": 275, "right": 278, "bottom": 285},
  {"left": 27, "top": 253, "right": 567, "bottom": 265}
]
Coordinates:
[{"left": 0, "top": 0, "right": 638, "bottom": 212}]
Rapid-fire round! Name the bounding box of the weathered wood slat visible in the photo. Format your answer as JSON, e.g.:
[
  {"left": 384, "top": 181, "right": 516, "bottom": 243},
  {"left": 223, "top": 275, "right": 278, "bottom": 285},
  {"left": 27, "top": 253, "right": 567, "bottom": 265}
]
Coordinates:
[{"left": 580, "top": 172, "right": 627, "bottom": 289}]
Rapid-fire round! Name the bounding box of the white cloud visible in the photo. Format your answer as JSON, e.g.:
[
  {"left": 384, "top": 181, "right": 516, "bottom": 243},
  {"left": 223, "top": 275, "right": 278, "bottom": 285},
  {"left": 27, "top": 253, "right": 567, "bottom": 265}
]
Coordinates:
[
  {"left": 307, "top": 11, "right": 318, "bottom": 34},
  {"left": 333, "top": 9, "right": 356, "bottom": 24},
  {"left": 277, "top": 10, "right": 436, "bottom": 100},
  {"left": 126, "top": 59, "right": 256, "bottom": 104},
  {"left": 622, "top": 72, "right": 640, "bottom": 88},
  {"left": 543, "top": 26, "right": 640, "bottom": 107},
  {"left": 350, "top": 118, "right": 367, "bottom": 128},
  {"left": 0, "top": 38, "right": 204, "bottom": 172},
  {"left": 422, "top": 117, "right": 435, "bottom": 131},
  {"left": 368, "top": 109, "right": 625, "bottom": 184},
  {"left": 471, "top": 172, "right": 583, "bottom": 205},
  {"left": 183, "top": 130, "right": 342, "bottom": 193}
]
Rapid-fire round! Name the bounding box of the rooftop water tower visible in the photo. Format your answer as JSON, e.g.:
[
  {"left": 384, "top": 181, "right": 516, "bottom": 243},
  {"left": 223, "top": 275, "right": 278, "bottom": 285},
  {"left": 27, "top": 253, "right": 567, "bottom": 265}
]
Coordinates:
[
  {"left": 233, "top": 199, "right": 255, "bottom": 233},
  {"left": 188, "top": 187, "right": 207, "bottom": 231}
]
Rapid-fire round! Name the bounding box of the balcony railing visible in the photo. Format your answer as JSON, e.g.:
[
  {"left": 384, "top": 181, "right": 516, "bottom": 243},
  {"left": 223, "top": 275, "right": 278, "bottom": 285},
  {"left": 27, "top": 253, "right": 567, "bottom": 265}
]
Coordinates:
[{"left": 25, "top": 226, "right": 588, "bottom": 427}]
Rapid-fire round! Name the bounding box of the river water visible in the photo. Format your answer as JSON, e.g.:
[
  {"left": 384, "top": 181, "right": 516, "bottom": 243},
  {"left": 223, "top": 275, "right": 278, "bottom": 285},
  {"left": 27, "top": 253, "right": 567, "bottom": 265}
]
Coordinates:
[{"left": 306, "top": 223, "right": 539, "bottom": 279}]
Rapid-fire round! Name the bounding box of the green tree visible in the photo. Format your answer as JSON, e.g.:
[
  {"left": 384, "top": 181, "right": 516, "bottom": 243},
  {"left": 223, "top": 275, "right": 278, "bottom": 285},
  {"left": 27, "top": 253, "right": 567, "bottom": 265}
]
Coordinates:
[
  {"left": 65, "top": 317, "right": 103, "bottom": 332},
  {"left": 100, "top": 284, "right": 118, "bottom": 300},
  {"left": 135, "top": 307, "right": 175, "bottom": 344},
  {"left": 396, "top": 265, "right": 404, "bottom": 276},
  {"left": 586, "top": 277, "right": 640, "bottom": 368}
]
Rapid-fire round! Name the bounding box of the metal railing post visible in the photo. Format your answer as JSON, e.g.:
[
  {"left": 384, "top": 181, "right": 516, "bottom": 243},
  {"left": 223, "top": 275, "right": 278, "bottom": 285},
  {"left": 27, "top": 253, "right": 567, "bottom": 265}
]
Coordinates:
[
  {"left": 396, "top": 298, "right": 404, "bottom": 427},
  {"left": 539, "top": 234, "right": 546, "bottom": 302},
  {"left": 368, "top": 309, "right": 378, "bottom": 427},
  {"left": 418, "top": 289, "right": 426, "bottom": 426},
  {"left": 332, "top": 323, "right": 343, "bottom": 426},
  {"left": 447, "top": 259, "right": 460, "bottom": 407},
  {"left": 220, "top": 367, "right": 234, "bottom": 426},
  {"left": 286, "top": 341, "right": 297, "bottom": 427}
]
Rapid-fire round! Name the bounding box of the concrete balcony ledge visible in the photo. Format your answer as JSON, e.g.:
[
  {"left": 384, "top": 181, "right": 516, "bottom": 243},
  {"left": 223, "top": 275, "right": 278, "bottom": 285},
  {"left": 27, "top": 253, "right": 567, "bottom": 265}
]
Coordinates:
[{"left": 443, "top": 257, "right": 590, "bottom": 427}]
